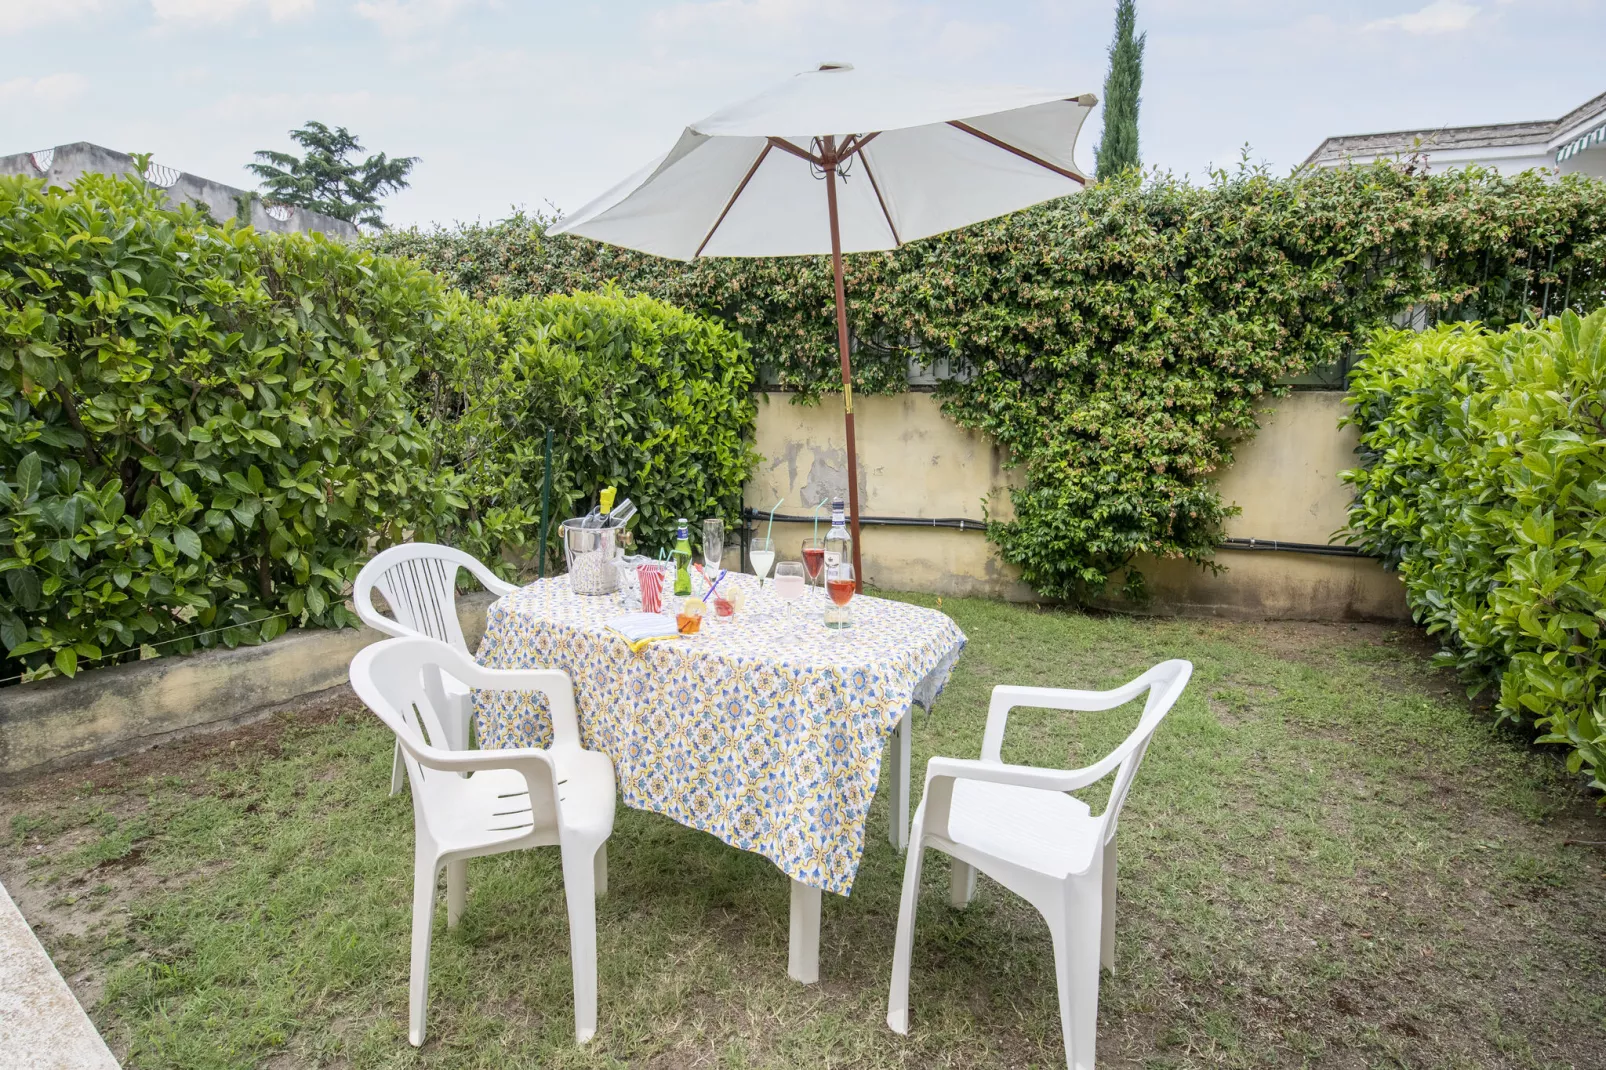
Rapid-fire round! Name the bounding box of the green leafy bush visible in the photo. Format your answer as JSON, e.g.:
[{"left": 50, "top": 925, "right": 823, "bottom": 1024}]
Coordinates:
[
  {"left": 1, "top": 173, "right": 761, "bottom": 681},
  {"left": 1342, "top": 309, "right": 1606, "bottom": 788},
  {"left": 425, "top": 288, "right": 758, "bottom": 566},
  {"left": 374, "top": 163, "right": 1606, "bottom": 601},
  {"left": 0, "top": 173, "right": 457, "bottom": 679}
]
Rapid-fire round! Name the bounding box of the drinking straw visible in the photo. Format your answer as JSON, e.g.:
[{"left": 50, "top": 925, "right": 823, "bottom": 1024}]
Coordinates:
[
  {"left": 704, "top": 569, "right": 728, "bottom": 603},
  {"left": 813, "top": 499, "right": 826, "bottom": 541},
  {"left": 765, "top": 497, "right": 784, "bottom": 542}
]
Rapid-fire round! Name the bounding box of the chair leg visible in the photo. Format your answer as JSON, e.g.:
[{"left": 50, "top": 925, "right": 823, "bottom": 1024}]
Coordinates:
[
  {"left": 885, "top": 825, "right": 926, "bottom": 1034},
  {"left": 560, "top": 843, "right": 599, "bottom": 1044},
  {"left": 950, "top": 858, "right": 976, "bottom": 909},
  {"left": 1100, "top": 840, "right": 1116, "bottom": 973},
  {"left": 1048, "top": 890, "right": 1102, "bottom": 1070},
  {"left": 390, "top": 741, "right": 405, "bottom": 796},
  {"left": 594, "top": 843, "right": 608, "bottom": 899},
  {"left": 446, "top": 859, "right": 468, "bottom": 929},
  {"left": 408, "top": 853, "right": 440, "bottom": 1047}
]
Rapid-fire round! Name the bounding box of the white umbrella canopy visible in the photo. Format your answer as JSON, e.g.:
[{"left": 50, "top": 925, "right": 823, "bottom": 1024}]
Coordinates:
[
  {"left": 547, "top": 62, "right": 1098, "bottom": 586},
  {"left": 550, "top": 63, "right": 1096, "bottom": 258}
]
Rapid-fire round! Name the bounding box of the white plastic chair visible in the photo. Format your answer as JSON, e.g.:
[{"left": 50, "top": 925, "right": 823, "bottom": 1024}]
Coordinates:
[
  {"left": 349, "top": 635, "right": 616, "bottom": 1047},
  {"left": 353, "top": 543, "right": 518, "bottom": 794},
  {"left": 886, "top": 659, "right": 1193, "bottom": 1070}
]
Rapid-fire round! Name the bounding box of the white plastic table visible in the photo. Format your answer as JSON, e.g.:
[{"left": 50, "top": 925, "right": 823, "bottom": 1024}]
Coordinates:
[{"left": 472, "top": 573, "right": 965, "bottom": 982}]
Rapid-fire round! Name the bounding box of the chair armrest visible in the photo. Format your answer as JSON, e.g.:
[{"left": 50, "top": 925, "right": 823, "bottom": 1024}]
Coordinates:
[
  {"left": 925, "top": 756, "right": 1106, "bottom": 794},
  {"left": 453, "top": 662, "right": 583, "bottom": 749},
  {"left": 404, "top": 741, "right": 559, "bottom": 776},
  {"left": 482, "top": 576, "right": 519, "bottom": 598},
  {"left": 919, "top": 755, "right": 1109, "bottom": 842},
  {"left": 980, "top": 678, "right": 1156, "bottom": 761},
  {"left": 458, "top": 554, "right": 520, "bottom": 598}
]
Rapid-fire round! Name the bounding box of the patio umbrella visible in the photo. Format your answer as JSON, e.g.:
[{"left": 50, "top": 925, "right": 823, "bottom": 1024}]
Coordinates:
[{"left": 547, "top": 63, "right": 1098, "bottom": 588}]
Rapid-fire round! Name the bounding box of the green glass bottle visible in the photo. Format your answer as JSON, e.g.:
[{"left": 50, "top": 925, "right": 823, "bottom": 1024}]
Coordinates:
[{"left": 672, "top": 518, "right": 693, "bottom": 597}]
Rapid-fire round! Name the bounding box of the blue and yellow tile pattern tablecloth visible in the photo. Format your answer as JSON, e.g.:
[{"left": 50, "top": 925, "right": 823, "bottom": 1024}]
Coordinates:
[{"left": 472, "top": 574, "right": 966, "bottom": 895}]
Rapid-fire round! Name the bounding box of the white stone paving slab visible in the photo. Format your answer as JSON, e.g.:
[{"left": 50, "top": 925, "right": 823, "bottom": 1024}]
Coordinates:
[{"left": 0, "top": 879, "right": 120, "bottom": 1070}]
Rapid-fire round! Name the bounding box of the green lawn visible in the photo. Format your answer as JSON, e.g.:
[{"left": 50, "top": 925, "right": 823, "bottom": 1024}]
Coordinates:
[{"left": 5, "top": 597, "right": 1605, "bottom": 1069}]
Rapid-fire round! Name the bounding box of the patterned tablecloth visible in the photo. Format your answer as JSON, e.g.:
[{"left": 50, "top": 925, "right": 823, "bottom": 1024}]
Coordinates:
[{"left": 472, "top": 573, "right": 966, "bottom": 895}]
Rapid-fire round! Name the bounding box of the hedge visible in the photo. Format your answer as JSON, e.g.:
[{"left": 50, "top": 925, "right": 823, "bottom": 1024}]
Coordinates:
[
  {"left": 0, "top": 174, "right": 755, "bottom": 681},
  {"left": 0, "top": 173, "right": 456, "bottom": 680},
  {"left": 373, "top": 162, "right": 1606, "bottom": 601},
  {"left": 1341, "top": 309, "right": 1606, "bottom": 788},
  {"left": 425, "top": 288, "right": 757, "bottom": 568}
]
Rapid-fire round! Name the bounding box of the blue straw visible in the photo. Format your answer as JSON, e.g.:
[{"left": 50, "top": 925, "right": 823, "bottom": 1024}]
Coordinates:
[{"left": 704, "top": 569, "right": 728, "bottom": 603}]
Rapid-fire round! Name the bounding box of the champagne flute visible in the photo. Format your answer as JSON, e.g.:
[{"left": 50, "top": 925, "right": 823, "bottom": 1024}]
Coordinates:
[
  {"left": 749, "top": 537, "right": 776, "bottom": 587},
  {"left": 773, "top": 561, "right": 806, "bottom": 615},
  {"left": 702, "top": 518, "right": 725, "bottom": 572}
]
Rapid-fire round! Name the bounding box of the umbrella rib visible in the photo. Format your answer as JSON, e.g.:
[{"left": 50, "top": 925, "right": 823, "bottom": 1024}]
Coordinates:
[
  {"left": 766, "top": 136, "right": 823, "bottom": 166},
  {"left": 857, "top": 150, "right": 901, "bottom": 247},
  {"left": 695, "top": 142, "right": 773, "bottom": 259},
  {"left": 946, "top": 120, "right": 1087, "bottom": 186}
]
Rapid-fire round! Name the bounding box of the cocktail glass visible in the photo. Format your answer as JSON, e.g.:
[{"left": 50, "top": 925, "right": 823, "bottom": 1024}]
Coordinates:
[
  {"left": 801, "top": 538, "right": 826, "bottom": 597},
  {"left": 773, "top": 561, "right": 806, "bottom": 616},
  {"left": 749, "top": 537, "right": 776, "bottom": 587},
  {"left": 825, "top": 563, "right": 856, "bottom": 630}
]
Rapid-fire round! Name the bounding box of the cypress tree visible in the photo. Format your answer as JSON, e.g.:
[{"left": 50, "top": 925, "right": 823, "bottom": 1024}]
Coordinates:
[{"left": 1095, "top": 0, "right": 1145, "bottom": 181}]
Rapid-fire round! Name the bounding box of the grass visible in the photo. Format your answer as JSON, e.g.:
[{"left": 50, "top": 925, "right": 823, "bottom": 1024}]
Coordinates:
[{"left": 4, "top": 596, "right": 1605, "bottom": 1069}]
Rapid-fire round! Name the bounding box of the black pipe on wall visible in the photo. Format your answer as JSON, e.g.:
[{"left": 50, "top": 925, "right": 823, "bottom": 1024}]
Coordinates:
[{"left": 739, "top": 508, "right": 1376, "bottom": 562}]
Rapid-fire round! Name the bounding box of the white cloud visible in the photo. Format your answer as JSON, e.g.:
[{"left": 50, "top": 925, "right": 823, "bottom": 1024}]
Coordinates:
[
  {"left": 0, "top": 0, "right": 104, "bottom": 34},
  {"left": 353, "top": 0, "right": 476, "bottom": 36},
  {"left": 0, "top": 72, "right": 91, "bottom": 104},
  {"left": 1363, "top": 1, "right": 1480, "bottom": 34},
  {"left": 149, "top": 0, "right": 313, "bottom": 23}
]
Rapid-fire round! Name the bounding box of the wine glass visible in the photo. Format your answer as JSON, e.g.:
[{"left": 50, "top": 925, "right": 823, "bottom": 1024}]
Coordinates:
[
  {"left": 702, "top": 518, "right": 725, "bottom": 572},
  {"left": 773, "top": 561, "right": 806, "bottom": 615},
  {"left": 800, "top": 538, "right": 826, "bottom": 596},
  {"left": 749, "top": 537, "right": 776, "bottom": 587},
  {"left": 825, "top": 562, "right": 855, "bottom": 630}
]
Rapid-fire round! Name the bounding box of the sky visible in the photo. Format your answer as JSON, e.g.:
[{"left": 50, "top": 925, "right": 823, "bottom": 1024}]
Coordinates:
[{"left": 2, "top": 0, "right": 1602, "bottom": 229}]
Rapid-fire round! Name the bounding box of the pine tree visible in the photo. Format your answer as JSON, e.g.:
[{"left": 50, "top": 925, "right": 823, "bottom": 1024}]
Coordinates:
[
  {"left": 248, "top": 122, "right": 417, "bottom": 229},
  {"left": 1094, "top": 0, "right": 1145, "bottom": 181}
]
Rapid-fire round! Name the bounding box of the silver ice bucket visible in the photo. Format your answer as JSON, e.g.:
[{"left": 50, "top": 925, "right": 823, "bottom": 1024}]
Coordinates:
[{"left": 560, "top": 519, "right": 621, "bottom": 595}]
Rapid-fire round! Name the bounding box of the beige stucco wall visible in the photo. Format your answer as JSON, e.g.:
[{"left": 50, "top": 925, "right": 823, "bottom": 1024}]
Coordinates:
[
  {"left": 746, "top": 392, "right": 1034, "bottom": 600},
  {"left": 746, "top": 390, "right": 1409, "bottom": 620},
  {"left": 1116, "top": 391, "right": 1409, "bottom": 620}
]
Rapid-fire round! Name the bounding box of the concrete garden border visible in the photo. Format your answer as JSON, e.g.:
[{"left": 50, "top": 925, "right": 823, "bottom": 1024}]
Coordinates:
[{"left": 0, "top": 594, "right": 493, "bottom": 785}]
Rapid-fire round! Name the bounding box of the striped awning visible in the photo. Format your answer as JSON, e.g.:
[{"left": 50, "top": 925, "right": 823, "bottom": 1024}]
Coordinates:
[{"left": 1556, "top": 120, "right": 1606, "bottom": 163}]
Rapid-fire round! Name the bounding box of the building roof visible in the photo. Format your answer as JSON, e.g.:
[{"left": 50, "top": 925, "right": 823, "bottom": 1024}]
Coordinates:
[
  {"left": 0, "top": 141, "right": 357, "bottom": 239},
  {"left": 1303, "top": 89, "right": 1606, "bottom": 169}
]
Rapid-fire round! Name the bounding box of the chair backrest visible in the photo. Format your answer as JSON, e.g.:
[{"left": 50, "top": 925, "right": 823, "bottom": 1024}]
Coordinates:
[
  {"left": 349, "top": 636, "right": 560, "bottom": 835},
  {"left": 1093, "top": 659, "right": 1192, "bottom": 844},
  {"left": 353, "top": 543, "right": 491, "bottom": 653}
]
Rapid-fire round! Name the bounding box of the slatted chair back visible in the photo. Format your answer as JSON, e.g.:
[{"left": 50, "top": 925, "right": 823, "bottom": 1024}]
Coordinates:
[{"left": 353, "top": 543, "right": 517, "bottom": 654}]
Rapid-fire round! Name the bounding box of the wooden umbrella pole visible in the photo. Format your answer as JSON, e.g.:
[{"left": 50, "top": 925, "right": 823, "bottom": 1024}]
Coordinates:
[{"left": 823, "top": 140, "right": 864, "bottom": 592}]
